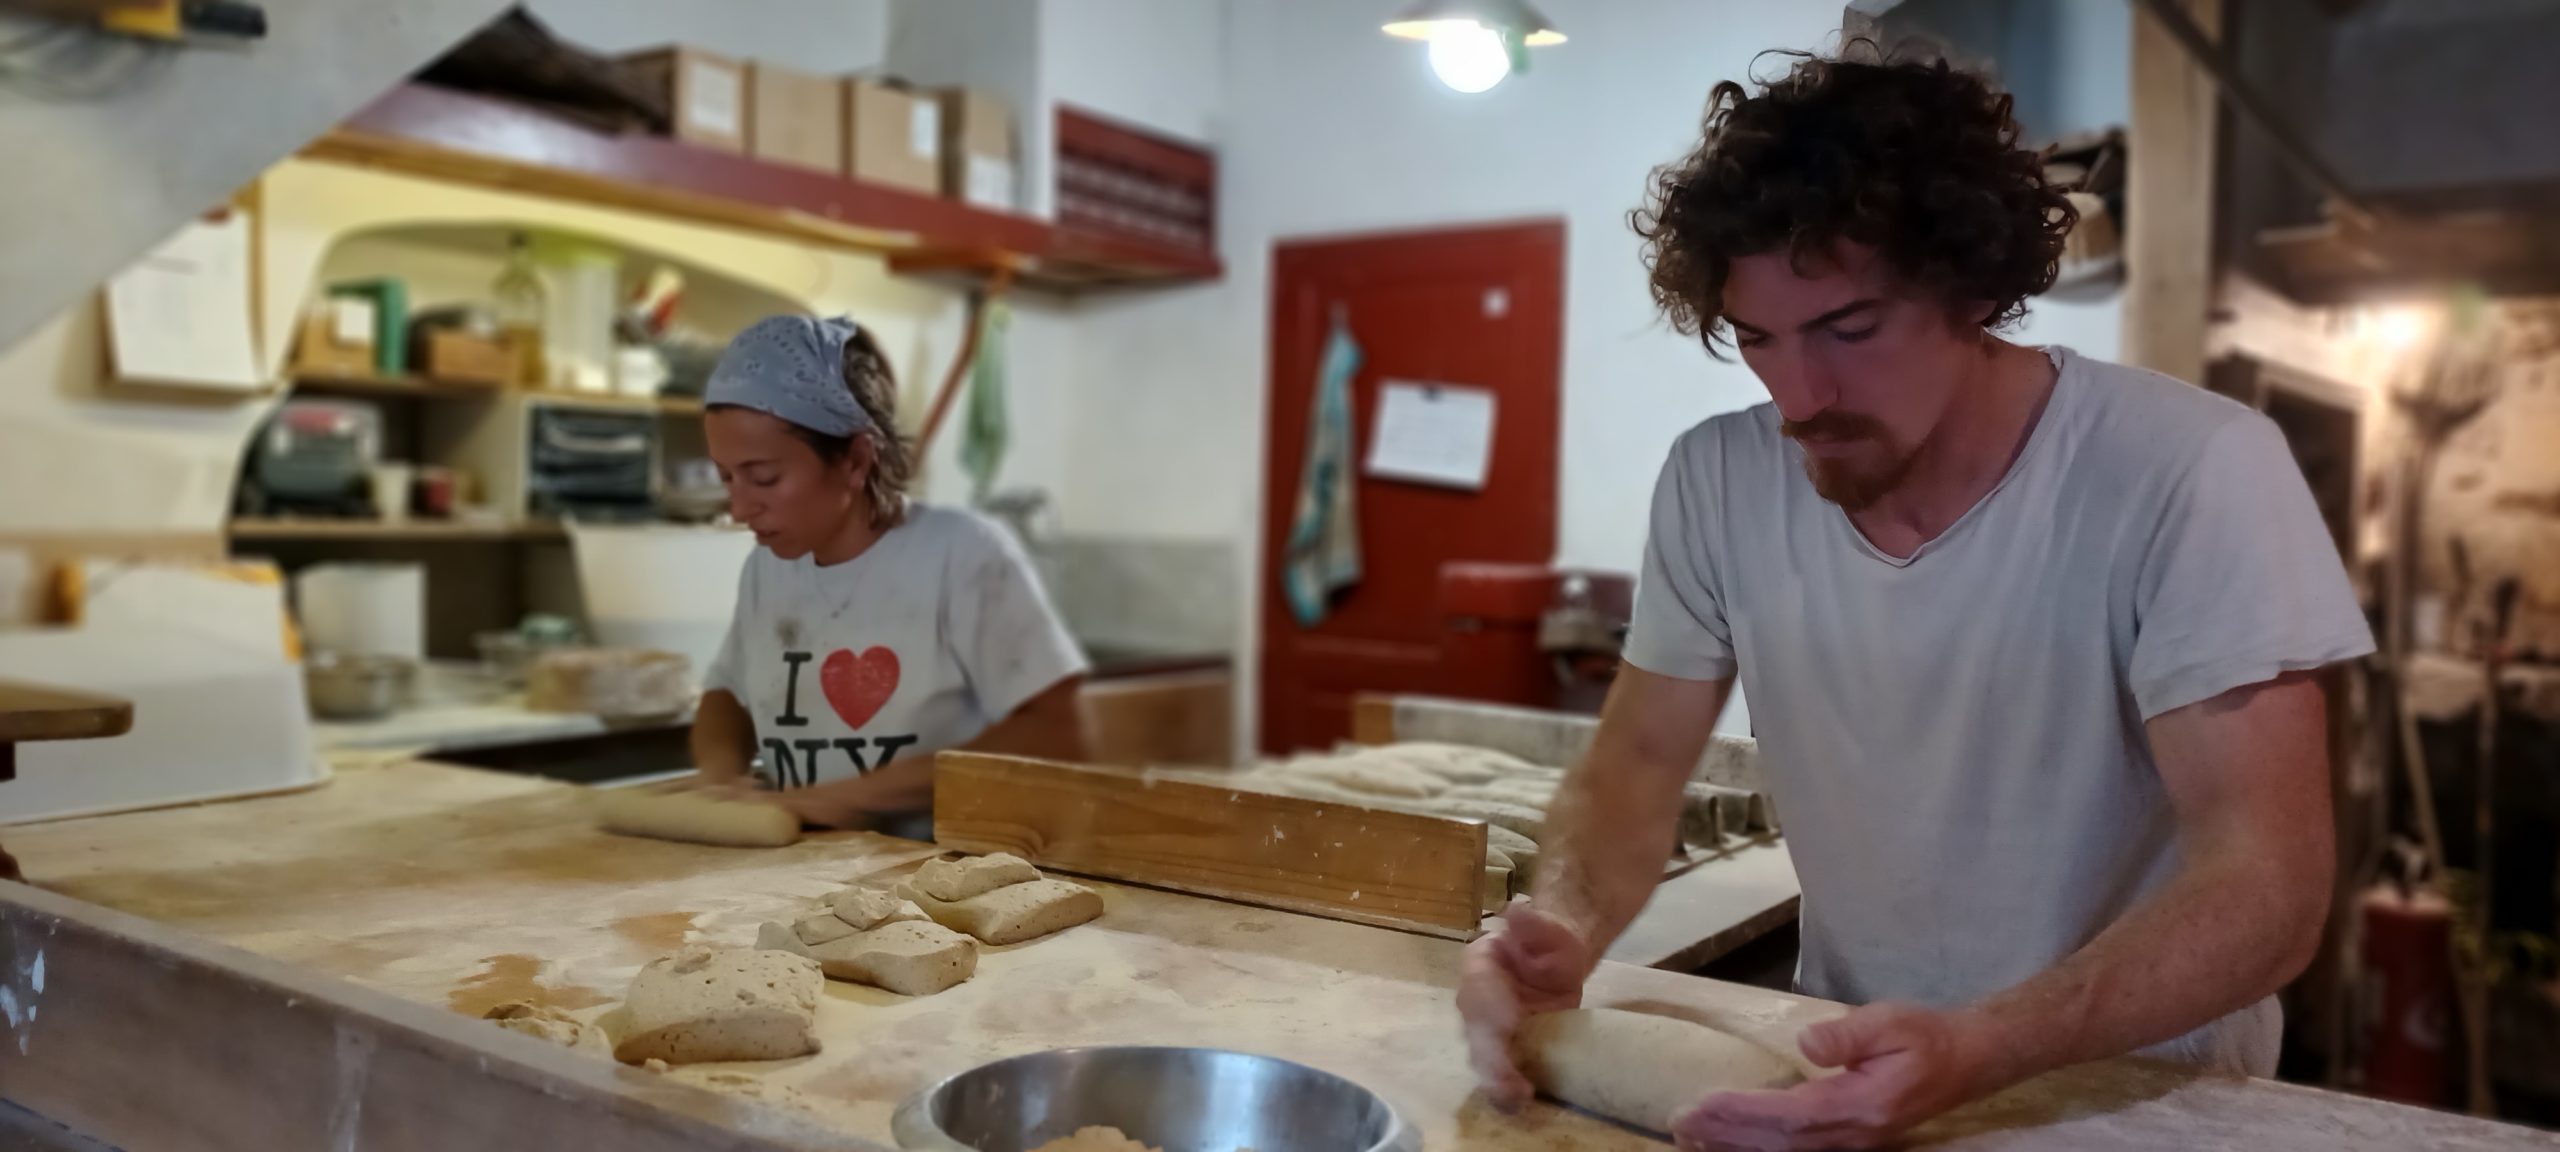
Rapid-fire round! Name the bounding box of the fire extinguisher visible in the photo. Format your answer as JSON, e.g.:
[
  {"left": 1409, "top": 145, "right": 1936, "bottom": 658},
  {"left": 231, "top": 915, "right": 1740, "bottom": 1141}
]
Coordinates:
[{"left": 2360, "top": 883, "right": 2454, "bottom": 1106}]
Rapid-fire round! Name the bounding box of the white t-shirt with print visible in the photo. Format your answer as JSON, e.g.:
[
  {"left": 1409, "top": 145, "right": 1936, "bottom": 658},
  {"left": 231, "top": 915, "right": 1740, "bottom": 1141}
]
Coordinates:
[
  {"left": 1625, "top": 347, "right": 2374, "bottom": 1076},
  {"left": 702, "top": 503, "right": 1086, "bottom": 798}
]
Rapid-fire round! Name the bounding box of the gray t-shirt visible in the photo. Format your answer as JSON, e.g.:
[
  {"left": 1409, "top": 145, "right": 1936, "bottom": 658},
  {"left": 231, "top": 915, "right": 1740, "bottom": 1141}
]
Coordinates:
[
  {"left": 703, "top": 503, "right": 1086, "bottom": 795},
  {"left": 1625, "top": 347, "right": 2373, "bottom": 1074}
]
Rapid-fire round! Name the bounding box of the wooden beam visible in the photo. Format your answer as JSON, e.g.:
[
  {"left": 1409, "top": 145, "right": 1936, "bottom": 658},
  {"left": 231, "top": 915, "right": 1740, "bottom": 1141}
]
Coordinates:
[
  {"left": 932, "top": 752, "right": 1488, "bottom": 938},
  {"left": 2125, "top": 0, "right": 2223, "bottom": 385},
  {"left": 0, "top": 883, "right": 883, "bottom": 1152}
]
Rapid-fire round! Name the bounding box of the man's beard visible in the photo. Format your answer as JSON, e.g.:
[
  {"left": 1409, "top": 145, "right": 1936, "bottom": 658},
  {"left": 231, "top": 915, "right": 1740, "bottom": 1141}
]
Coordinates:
[{"left": 1782, "top": 412, "right": 1918, "bottom": 513}]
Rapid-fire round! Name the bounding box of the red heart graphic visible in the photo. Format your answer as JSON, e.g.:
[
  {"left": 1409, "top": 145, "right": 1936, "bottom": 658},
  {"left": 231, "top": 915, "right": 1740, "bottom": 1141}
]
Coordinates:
[{"left": 819, "top": 647, "right": 901, "bottom": 729}]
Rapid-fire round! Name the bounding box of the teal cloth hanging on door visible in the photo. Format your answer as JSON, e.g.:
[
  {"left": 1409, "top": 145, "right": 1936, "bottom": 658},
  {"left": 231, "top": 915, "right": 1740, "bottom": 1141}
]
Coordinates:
[
  {"left": 1283, "top": 315, "right": 1363, "bottom": 627},
  {"left": 958, "top": 299, "right": 1011, "bottom": 503}
]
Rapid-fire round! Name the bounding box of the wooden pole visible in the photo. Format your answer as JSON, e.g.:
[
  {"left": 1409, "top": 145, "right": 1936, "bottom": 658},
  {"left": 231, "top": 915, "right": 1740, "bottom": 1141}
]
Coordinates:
[{"left": 2125, "top": 0, "right": 2222, "bottom": 385}]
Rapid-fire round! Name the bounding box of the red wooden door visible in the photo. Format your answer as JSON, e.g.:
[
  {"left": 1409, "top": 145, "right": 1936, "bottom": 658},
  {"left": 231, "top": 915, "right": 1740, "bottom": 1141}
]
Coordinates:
[{"left": 1259, "top": 219, "right": 1564, "bottom": 753}]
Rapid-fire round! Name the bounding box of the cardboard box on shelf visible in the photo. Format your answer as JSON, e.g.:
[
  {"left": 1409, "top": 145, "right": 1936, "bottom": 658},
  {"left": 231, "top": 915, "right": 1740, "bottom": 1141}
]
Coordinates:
[
  {"left": 747, "top": 62, "right": 843, "bottom": 174},
  {"left": 293, "top": 301, "right": 374, "bottom": 378},
  {"left": 937, "top": 87, "right": 1017, "bottom": 211},
  {"left": 621, "top": 46, "right": 747, "bottom": 153},
  {"left": 411, "top": 328, "right": 516, "bottom": 388},
  {"left": 844, "top": 77, "right": 940, "bottom": 196}
]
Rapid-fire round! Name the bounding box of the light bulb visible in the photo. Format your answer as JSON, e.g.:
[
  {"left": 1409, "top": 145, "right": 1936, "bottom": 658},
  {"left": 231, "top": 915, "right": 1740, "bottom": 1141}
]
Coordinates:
[{"left": 1427, "top": 21, "right": 1511, "bottom": 93}]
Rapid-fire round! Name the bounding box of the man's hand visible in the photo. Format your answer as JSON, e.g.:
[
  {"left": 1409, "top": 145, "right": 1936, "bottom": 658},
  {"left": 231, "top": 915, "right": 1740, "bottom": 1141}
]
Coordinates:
[
  {"left": 1672, "top": 1001, "right": 2017, "bottom": 1151},
  {"left": 1458, "top": 900, "right": 1595, "bottom": 1109}
]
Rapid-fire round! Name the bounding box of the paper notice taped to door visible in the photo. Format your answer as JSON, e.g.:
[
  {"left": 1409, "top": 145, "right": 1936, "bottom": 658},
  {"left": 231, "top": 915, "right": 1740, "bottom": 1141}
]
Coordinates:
[{"left": 1366, "top": 381, "right": 1495, "bottom": 491}]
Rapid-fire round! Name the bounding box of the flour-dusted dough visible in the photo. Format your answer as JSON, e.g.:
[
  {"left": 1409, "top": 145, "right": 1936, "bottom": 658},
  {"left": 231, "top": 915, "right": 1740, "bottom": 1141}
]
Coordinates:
[
  {"left": 902, "top": 877, "right": 1105, "bottom": 945},
  {"left": 1455, "top": 778, "right": 1561, "bottom": 808},
  {"left": 485, "top": 1002, "right": 611, "bottom": 1056},
  {"left": 1263, "top": 776, "right": 1433, "bottom": 814},
  {"left": 1029, "top": 1126, "right": 1161, "bottom": 1152},
  {"left": 613, "top": 946, "right": 823, "bottom": 1065},
  {"left": 1515, "top": 1008, "right": 1802, "bottom": 1135},
  {"left": 803, "top": 919, "right": 978, "bottom": 995},
  {"left": 915, "top": 852, "right": 1044, "bottom": 902},
  {"left": 794, "top": 914, "right": 859, "bottom": 945},
  {"left": 827, "top": 886, "right": 927, "bottom": 929},
  {"left": 1427, "top": 796, "right": 1547, "bottom": 840},
  {"left": 594, "top": 788, "right": 800, "bottom": 848},
  {"left": 1281, "top": 755, "right": 1448, "bottom": 799}
]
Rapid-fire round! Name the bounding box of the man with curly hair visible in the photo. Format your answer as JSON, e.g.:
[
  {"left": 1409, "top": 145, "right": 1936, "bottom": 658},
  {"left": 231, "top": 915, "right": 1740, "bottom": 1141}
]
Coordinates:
[{"left": 1459, "top": 51, "right": 2374, "bottom": 1148}]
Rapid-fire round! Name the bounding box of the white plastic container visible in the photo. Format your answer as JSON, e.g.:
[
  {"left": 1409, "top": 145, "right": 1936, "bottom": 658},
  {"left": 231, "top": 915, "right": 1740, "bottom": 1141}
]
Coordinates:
[
  {"left": 542, "top": 247, "right": 620, "bottom": 394},
  {"left": 0, "top": 626, "right": 323, "bottom": 824},
  {"left": 295, "top": 562, "right": 425, "bottom": 660},
  {"left": 565, "top": 523, "right": 757, "bottom": 682}
]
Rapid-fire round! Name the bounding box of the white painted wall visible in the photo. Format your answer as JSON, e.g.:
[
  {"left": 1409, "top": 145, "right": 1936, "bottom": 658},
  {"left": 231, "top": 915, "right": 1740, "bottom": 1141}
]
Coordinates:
[
  {"left": 886, "top": 0, "right": 1050, "bottom": 215},
  {"left": 528, "top": 0, "right": 889, "bottom": 73},
  {"left": 1040, "top": 0, "right": 1227, "bottom": 143},
  {"left": 1071, "top": 0, "right": 1848, "bottom": 570}
]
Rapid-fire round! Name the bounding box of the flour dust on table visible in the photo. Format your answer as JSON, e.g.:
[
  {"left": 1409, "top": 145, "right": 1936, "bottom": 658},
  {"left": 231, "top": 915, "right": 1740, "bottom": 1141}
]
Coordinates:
[{"left": 702, "top": 504, "right": 1086, "bottom": 791}]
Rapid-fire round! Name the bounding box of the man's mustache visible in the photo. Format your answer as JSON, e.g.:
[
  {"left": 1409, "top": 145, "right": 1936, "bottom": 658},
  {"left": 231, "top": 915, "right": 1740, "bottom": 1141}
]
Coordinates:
[{"left": 1781, "top": 412, "right": 1888, "bottom": 443}]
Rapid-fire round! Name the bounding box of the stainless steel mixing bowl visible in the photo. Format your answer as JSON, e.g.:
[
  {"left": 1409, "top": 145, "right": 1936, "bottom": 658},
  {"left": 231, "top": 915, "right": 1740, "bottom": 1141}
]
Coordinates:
[{"left": 890, "top": 1046, "right": 1420, "bottom": 1152}]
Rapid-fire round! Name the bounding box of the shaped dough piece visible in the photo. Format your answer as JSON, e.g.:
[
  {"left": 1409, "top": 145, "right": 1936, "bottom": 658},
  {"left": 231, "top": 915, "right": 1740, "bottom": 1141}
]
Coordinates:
[
  {"left": 485, "top": 1002, "right": 611, "bottom": 1056},
  {"left": 915, "top": 853, "right": 1044, "bottom": 902},
  {"left": 595, "top": 788, "right": 799, "bottom": 848},
  {"left": 1429, "top": 797, "right": 1547, "bottom": 840},
  {"left": 827, "top": 886, "right": 928, "bottom": 930},
  {"left": 1264, "top": 776, "right": 1433, "bottom": 814},
  {"left": 1514, "top": 1009, "right": 1801, "bottom": 1135},
  {"left": 902, "top": 877, "right": 1104, "bottom": 945},
  {"left": 1461, "top": 778, "right": 1561, "bottom": 807},
  {"left": 613, "top": 946, "right": 823, "bottom": 1066},
  {"left": 1288, "top": 756, "right": 1447, "bottom": 799},
  {"left": 804, "top": 919, "right": 979, "bottom": 995},
  {"left": 794, "top": 914, "right": 859, "bottom": 946},
  {"left": 1358, "top": 742, "right": 1505, "bottom": 786},
  {"left": 1485, "top": 824, "right": 1538, "bottom": 855}
]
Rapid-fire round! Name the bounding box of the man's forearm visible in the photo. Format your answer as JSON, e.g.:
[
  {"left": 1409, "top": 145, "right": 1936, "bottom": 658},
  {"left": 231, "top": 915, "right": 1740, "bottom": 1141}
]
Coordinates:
[
  {"left": 1964, "top": 845, "right": 2327, "bottom": 1084},
  {"left": 1531, "top": 669, "right": 1731, "bottom": 961},
  {"left": 1537, "top": 763, "right": 1683, "bottom": 957}
]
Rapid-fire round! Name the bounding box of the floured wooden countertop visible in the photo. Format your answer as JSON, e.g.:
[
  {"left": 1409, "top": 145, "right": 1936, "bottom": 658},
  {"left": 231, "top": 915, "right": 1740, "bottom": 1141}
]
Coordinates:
[{"left": 10, "top": 760, "right": 2553, "bottom": 1151}]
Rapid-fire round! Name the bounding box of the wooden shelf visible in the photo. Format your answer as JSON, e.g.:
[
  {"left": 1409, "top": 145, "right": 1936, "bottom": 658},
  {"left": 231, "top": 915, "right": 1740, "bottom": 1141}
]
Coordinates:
[
  {"left": 287, "top": 373, "right": 704, "bottom": 416},
  {"left": 289, "top": 372, "right": 508, "bottom": 401},
  {"left": 227, "top": 518, "right": 567, "bottom": 542},
  {"left": 305, "top": 83, "right": 1222, "bottom": 295}
]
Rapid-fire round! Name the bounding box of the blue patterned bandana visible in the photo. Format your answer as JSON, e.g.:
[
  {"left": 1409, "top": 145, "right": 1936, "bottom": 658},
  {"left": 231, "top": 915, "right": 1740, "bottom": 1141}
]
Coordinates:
[{"left": 705, "top": 315, "right": 873, "bottom": 437}]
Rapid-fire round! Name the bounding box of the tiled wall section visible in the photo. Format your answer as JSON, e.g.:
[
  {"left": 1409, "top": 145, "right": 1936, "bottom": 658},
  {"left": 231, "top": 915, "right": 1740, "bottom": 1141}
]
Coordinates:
[{"left": 1044, "top": 535, "right": 1238, "bottom": 655}]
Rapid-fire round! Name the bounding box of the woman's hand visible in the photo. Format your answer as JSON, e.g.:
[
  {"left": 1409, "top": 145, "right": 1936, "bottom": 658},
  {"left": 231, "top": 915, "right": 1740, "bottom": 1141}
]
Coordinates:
[
  {"left": 1458, "top": 899, "right": 1594, "bottom": 1110},
  {"left": 767, "top": 779, "right": 889, "bottom": 831}
]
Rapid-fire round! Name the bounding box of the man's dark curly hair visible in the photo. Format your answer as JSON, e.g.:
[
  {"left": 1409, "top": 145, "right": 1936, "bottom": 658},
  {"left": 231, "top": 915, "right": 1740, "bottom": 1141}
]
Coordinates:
[{"left": 1633, "top": 46, "right": 2074, "bottom": 354}]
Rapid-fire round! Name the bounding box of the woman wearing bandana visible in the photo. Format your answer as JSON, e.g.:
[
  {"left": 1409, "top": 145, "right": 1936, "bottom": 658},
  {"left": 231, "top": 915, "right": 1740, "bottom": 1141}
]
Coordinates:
[{"left": 690, "top": 315, "right": 1088, "bottom": 837}]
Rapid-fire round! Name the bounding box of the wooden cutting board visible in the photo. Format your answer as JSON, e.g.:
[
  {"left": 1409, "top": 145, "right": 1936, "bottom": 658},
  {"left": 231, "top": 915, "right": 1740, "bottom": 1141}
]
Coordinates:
[{"left": 0, "top": 679, "right": 132, "bottom": 758}]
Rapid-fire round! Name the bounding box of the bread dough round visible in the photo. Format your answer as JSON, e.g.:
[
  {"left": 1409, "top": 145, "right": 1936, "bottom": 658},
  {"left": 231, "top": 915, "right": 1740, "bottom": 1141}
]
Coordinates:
[{"left": 1514, "top": 1008, "right": 1801, "bottom": 1135}]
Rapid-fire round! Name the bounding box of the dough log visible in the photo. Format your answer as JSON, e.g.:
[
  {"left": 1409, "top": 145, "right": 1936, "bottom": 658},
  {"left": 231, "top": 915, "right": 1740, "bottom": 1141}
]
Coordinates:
[
  {"left": 1514, "top": 1008, "right": 1801, "bottom": 1135},
  {"left": 595, "top": 788, "right": 800, "bottom": 848}
]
